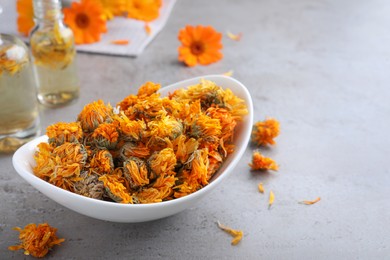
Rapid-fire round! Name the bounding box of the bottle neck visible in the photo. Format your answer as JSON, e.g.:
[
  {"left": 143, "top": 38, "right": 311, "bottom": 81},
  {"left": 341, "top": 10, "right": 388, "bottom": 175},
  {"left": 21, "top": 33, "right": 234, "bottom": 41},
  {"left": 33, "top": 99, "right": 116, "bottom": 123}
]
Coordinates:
[{"left": 33, "top": 0, "right": 63, "bottom": 24}]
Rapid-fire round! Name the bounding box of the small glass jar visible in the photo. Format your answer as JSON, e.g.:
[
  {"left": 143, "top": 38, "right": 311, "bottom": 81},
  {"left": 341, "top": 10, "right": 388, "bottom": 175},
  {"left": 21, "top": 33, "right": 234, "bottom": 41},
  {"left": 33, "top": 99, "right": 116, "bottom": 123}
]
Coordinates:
[
  {"left": 30, "top": 0, "right": 80, "bottom": 107},
  {"left": 0, "top": 34, "right": 40, "bottom": 153}
]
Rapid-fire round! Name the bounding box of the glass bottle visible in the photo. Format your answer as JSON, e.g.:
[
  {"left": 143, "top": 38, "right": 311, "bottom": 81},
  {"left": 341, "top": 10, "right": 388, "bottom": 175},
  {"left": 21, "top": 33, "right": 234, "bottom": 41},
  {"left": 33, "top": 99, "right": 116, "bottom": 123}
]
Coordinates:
[
  {"left": 0, "top": 34, "right": 40, "bottom": 153},
  {"left": 30, "top": 0, "right": 80, "bottom": 107}
]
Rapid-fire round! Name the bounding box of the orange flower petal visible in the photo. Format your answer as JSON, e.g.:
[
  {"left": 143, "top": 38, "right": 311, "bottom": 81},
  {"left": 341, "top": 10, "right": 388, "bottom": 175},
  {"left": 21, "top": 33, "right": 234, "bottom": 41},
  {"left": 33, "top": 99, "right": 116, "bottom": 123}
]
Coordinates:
[
  {"left": 226, "top": 31, "right": 242, "bottom": 41},
  {"left": 300, "top": 197, "right": 321, "bottom": 205},
  {"left": 111, "top": 39, "right": 130, "bottom": 45},
  {"left": 269, "top": 190, "right": 275, "bottom": 209},
  {"left": 258, "top": 182, "right": 264, "bottom": 193}
]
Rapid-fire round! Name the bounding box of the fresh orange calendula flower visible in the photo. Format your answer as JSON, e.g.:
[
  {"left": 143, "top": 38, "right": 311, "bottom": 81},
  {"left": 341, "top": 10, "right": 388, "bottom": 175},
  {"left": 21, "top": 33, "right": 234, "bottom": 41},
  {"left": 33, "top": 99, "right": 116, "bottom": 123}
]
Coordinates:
[
  {"left": 63, "top": 0, "right": 107, "bottom": 44},
  {"left": 126, "top": 0, "right": 161, "bottom": 22},
  {"left": 249, "top": 151, "right": 278, "bottom": 171},
  {"left": 97, "top": 0, "right": 126, "bottom": 20},
  {"left": 252, "top": 117, "right": 280, "bottom": 146},
  {"left": 16, "top": 0, "right": 34, "bottom": 37},
  {"left": 178, "top": 25, "right": 223, "bottom": 67},
  {"left": 8, "top": 223, "right": 64, "bottom": 258},
  {"left": 217, "top": 221, "right": 243, "bottom": 245}
]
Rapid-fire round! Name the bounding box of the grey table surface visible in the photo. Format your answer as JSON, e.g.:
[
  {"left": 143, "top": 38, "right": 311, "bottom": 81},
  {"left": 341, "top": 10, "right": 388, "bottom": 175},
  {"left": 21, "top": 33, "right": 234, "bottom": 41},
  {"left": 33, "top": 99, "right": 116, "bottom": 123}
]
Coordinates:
[{"left": 1, "top": 0, "right": 390, "bottom": 259}]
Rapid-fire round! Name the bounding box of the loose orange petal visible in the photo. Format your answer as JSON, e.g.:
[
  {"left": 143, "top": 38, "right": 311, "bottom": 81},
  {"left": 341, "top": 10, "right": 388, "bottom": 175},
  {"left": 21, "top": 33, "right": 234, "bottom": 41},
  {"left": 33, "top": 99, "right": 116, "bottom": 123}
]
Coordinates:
[
  {"left": 217, "top": 221, "right": 243, "bottom": 245},
  {"left": 223, "top": 70, "right": 234, "bottom": 77},
  {"left": 258, "top": 182, "right": 264, "bottom": 193},
  {"left": 144, "top": 23, "right": 152, "bottom": 35},
  {"left": 300, "top": 197, "right": 321, "bottom": 205},
  {"left": 268, "top": 190, "right": 274, "bottom": 209},
  {"left": 110, "top": 39, "right": 130, "bottom": 45},
  {"left": 226, "top": 31, "right": 242, "bottom": 41}
]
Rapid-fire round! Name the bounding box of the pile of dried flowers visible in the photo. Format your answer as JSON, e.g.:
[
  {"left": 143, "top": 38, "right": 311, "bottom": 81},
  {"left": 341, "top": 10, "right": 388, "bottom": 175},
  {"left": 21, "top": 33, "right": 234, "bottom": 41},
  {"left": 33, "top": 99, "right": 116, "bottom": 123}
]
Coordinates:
[{"left": 32, "top": 79, "right": 247, "bottom": 204}]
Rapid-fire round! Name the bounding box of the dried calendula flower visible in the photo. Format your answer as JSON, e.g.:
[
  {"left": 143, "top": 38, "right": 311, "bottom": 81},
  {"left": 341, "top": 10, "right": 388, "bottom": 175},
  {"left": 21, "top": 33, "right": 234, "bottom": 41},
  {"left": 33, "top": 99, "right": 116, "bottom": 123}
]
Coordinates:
[
  {"left": 0, "top": 44, "right": 29, "bottom": 76},
  {"left": 300, "top": 197, "right": 321, "bottom": 205},
  {"left": 252, "top": 117, "right": 280, "bottom": 146},
  {"left": 8, "top": 223, "right": 64, "bottom": 258},
  {"left": 99, "top": 174, "right": 133, "bottom": 203},
  {"left": 74, "top": 171, "right": 105, "bottom": 199},
  {"left": 123, "top": 157, "right": 150, "bottom": 189},
  {"left": 46, "top": 122, "right": 83, "bottom": 145},
  {"left": 217, "top": 221, "right": 243, "bottom": 245},
  {"left": 249, "top": 151, "right": 278, "bottom": 171},
  {"left": 88, "top": 149, "right": 114, "bottom": 175},
  {"left": 91, "top": 123, "right": 119, "bottom": 149},
  {"left": 77, "top": 100, "right": 113, "bottom": 132}
]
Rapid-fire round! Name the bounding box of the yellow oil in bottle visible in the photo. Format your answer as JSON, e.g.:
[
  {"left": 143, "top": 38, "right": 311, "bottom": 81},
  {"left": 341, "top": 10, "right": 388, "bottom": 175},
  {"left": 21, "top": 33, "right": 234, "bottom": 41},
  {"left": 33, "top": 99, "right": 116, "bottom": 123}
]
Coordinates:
[
  {"left": 0, "top": 39, "right": 40, "bottom": 153},
  {"left": 35, "top": 58, "right": 79, "bottom": 107}
]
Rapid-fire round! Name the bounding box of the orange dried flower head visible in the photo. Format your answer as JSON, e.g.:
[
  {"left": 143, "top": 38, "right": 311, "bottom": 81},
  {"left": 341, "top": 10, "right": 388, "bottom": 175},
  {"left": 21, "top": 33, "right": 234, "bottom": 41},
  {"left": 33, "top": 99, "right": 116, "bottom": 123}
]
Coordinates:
[
  {"left": 120, "top": 142, "right": 150, "bottom": 159},
  {"left": 178, "top": 25, "right": 223, "bottom": 67},
  {"left": 123, "top": 157, "right": 150, "bottom": 189},
  {"left": 148, "top": 115, "right": 183, "bottom": 140},
  {"left": 46, "top": 122, "right": 83, "bottom": 145},
  {"left": 91, "top": 123, "right": 119, "bottom": 149},
  {"left": 48, "top": 143, "right": 87, "bottom": 191},
  {"left": 249, "top": 151, "right": 278, "bottom": 171},
  {"left": 137, "top": 81, "right": 161, "bottom": 97},
  {"left": 8, "top": 223, "right": 64, "bottom": 258},
  {"left": 114, "top": 113, "right": 146, "bottom": 141},
  {"left": 99, "top": 174, "right": 133, "bottom": 203},
  {"left": 89, "top": 149, "right": 114, "bottom": 175},
  {"left": 252, "top": 118, "right": 280, "bottom": 146},
  {"left": 126, "top": 0, "right": 161, "bottom": 22},
  {"left": 147, "top": 148, "right": 177, "bottom": 177},
  {"left": 77, "top": 100, "right": 113, "bottom": 132},
  {"left": 16, "top": 0, "right": 34, "bottom": 37},
  {"left": 63, "top": 0, "right": 107, "bottom": 44}
]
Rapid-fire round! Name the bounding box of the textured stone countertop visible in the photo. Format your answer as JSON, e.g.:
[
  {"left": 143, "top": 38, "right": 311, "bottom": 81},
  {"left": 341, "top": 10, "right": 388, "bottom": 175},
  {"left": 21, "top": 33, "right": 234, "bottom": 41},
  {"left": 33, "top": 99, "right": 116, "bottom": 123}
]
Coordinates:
[{"left": 1, "top": 0, "right": 390, "bottom": 259}]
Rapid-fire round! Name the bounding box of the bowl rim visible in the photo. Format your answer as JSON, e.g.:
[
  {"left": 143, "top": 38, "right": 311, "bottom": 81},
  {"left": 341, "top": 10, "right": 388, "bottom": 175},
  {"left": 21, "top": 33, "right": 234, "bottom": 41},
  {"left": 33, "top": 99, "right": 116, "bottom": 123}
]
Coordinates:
[{"left": 12, "top": 74, "right": 254, "bottom": 210}]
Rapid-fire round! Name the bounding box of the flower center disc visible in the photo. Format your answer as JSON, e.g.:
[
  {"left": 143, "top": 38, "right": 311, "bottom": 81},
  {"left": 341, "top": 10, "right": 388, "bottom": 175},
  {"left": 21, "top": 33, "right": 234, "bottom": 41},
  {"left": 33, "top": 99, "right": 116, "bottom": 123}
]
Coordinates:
[
  {"left": 75, "top": 13, "right": 90, "bottom": 29},
  {"left": 190, "top": 42, "right": 205, "bottom": 55}
]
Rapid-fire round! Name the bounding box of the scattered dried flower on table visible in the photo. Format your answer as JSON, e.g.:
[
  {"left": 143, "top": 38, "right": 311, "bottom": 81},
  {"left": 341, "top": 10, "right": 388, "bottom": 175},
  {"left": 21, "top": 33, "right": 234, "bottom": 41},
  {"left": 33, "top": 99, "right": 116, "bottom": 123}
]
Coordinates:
[
  {"left": 258, "top": 182, "right": 264, "bottom": 193},
  {"left": 217, "top": 221, "right": 243, "bottom": 245},
  {"left": 110, "top": 39, "right": 130, "bottom": 45},
  {"left": 268, "top": 190, "right": 275, "bottom": 209},
  {"left": 33, "top": 79, "right": 247, "bottom": 204},
  {"left": 226, "top": 31, "right": 242, "bottom": 41},
  {"left": 299, "top": 197, "right": 321, "bottom": 205},
  {"left": 249, "top": 151, "right": 278, "bottom": 171},
  {"left": 63, "top": 0, "right": 107, "bottom": 44},
  {"left": 178, "top": 25, "right": 223, "bottom": 67},
  {"left": 252, "top": 117, "right": 280, "bottom": 146},
  {"left": 126, "top": 0, "right": 162, "bottom": 22},
  {"left": 16, "top": 0, "right": 34, "bottom": 37},
  {"left": 8, "top": 223, "right": 64, "bottom": 258}
]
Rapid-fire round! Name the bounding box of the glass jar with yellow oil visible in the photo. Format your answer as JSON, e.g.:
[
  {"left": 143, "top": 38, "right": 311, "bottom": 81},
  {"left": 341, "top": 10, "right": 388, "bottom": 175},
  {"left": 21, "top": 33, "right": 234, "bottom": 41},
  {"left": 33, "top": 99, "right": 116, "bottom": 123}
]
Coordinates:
[
  {"left": 0, "top": 34, "right": 40, "bottom": 153},
  {"left": 31, "top": 0, "right": 80, "bottom": 107}
]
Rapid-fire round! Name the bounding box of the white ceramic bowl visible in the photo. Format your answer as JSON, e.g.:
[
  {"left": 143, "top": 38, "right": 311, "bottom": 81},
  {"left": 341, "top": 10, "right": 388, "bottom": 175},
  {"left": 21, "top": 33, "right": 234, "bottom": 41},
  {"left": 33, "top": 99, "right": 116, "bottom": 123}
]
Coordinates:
[{"left": 12, "top": 75, "right": 254, "bottom": 223}]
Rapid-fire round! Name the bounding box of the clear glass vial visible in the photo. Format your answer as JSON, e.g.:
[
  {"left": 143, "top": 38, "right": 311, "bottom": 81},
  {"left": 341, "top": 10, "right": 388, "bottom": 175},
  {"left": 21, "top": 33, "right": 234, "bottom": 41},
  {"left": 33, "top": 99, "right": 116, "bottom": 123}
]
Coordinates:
[
  {"left": 0, "top": 34, "right": 40, "bottom": 153},
  {"left": 31, "top": 0, "right": 80, "bottom": 107}
]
